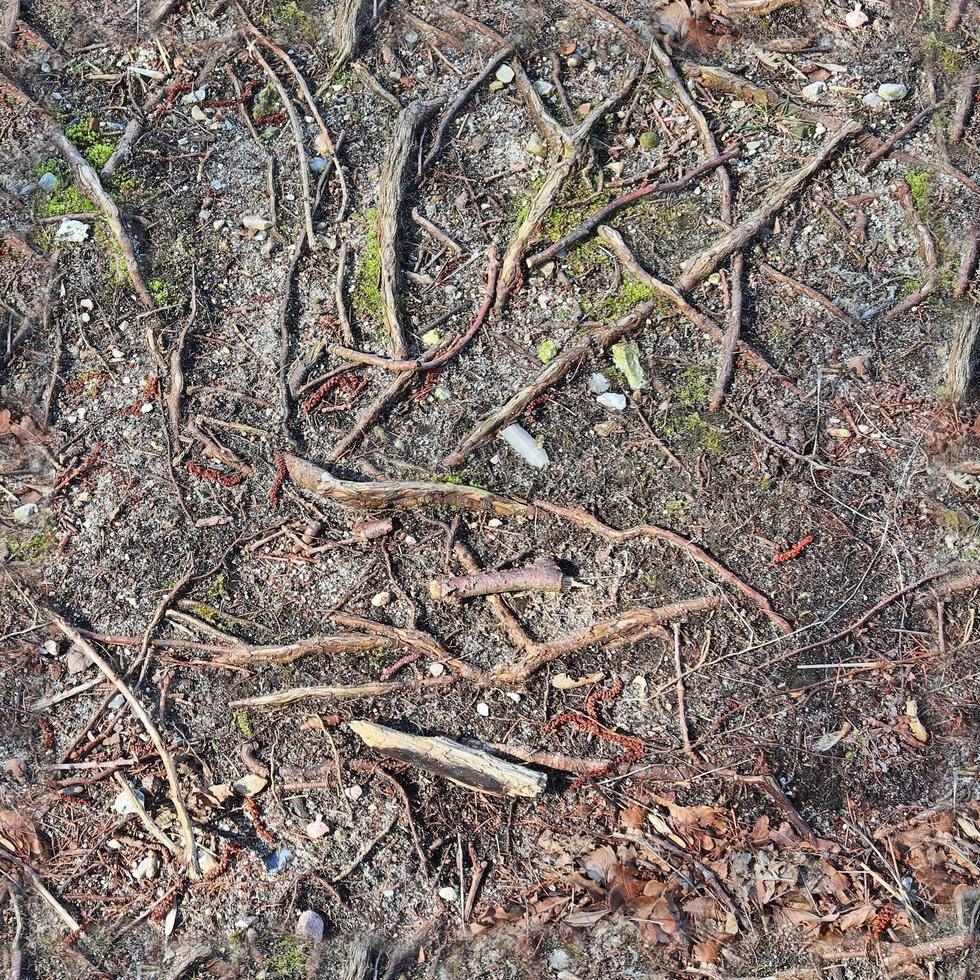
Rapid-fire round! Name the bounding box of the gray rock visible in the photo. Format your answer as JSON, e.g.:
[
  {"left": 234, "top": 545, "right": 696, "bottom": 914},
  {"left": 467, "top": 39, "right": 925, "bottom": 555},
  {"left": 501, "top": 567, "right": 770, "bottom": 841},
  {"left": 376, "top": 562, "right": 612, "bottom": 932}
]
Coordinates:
[
  {"left": 877, "top": 83, "right": 908, "bottom": 101},
  {"left": 242, "top": 215, "right": 274, "bottom": 231},
  {"left": 295, "top": 910, "right": 324, "bottom": 943},
  {"left": 12, "top": 503, "right": 37, "bottom": 523}
]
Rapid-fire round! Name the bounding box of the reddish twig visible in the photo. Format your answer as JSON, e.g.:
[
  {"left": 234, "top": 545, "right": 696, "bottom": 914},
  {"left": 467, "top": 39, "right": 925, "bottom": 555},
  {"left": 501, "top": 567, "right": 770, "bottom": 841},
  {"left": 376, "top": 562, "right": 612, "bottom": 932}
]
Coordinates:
[
  {"left": 187, "top": 460, "right": 243, "bottom": 488},
  {"left": 545, "top": 710, "right": 645, "bottom": 791},
  {"left": 268, "top": 451, "right": 288, "bottom": 505}
]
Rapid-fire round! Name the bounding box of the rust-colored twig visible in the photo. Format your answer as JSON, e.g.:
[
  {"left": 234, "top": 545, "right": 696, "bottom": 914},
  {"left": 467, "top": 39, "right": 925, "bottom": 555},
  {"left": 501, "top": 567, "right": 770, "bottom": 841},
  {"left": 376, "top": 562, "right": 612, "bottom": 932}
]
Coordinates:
[
  {"left": 758, "top": 260, "right": 860, "bottom": 327},
  {"left": 860, "top": 103, "right": 939, "bottom": 171}
]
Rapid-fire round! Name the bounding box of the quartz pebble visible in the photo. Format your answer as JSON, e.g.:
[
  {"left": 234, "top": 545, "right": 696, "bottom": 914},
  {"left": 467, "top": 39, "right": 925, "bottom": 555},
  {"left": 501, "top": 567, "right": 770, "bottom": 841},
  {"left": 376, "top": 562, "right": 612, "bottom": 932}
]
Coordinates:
[
  {"left": 597, "top": 392, "right": 627, "bottom": 411},
  {"left": 877, "top": 83, "right": 908, "bottom": 102}
]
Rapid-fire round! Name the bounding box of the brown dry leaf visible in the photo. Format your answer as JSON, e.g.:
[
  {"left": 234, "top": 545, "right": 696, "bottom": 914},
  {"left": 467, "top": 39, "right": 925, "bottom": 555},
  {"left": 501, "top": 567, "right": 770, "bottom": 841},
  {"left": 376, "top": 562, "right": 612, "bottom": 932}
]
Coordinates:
[
  {"left": 693, "top": 935, "right": 726, "bottom": 964},
  {"left": 564, "top": 906, "right": 611, "bottom": 928},
  {"left": 0, "top": 809, "right": 43, "bottom": 859},
  {"left": 656, "top": 0, "right": 733, "bottom": 53},
  {"left": 631, "top": 892, "right": 683, "bottom": 944},
  {"left": 772, "top": 905, "right": 826, "bottom": 929},
  {"left": 580, "top": 845, "right": 618, "bottom": 886},
  {"left": 837, "top": 903, "right": 876, "bottom": 932},
  {"left": 619, "top": 804, "right": 645, "bottom": 831},
  {"left": 609, "top": 862, "right": 644, "bottom": 910}
]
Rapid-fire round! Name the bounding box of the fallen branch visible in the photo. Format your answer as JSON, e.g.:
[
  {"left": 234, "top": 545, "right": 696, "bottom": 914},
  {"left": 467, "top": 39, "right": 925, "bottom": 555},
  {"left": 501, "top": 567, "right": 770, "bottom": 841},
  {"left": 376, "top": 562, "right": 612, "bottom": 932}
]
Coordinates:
[
  {"left": 377, "top": 98, "right": 442, "bottom": 357},
  {"left": 229, "top": 675, "right": 454, "bottom": 708},
  {"left": 0, "top": 73, "right": 153, "bottom": 308},
  {"left": 429, "top": 559, "right": 567, "bottom": 600},
  {"left": 422, "top": 45, "right": 513, "bottom": 171},
  {"left": 493, "top": 596, "right": 724, "bottom": 684},
  {"left": 678, "top": 120, "right": 862, "bottom": 291},
  {"left": 596, "top": 226, "right": 791, "bottom": 385},
  {"left": 860, "top": 103, "right": 939, "bottom": 172},
  {"left": 536, "top": 500, "right": 791, "bottom": 633},
  {"left": 349, "top": 720, "right": 546, "bottom": 797},
  {"left": 284, "top": 452, "right": 534, "bottom": 516},
  {"left": 950, "top": 72, "right": 975, "bottom": 143},
  {"left": 494, "top": 63, "right": 640, "bottom": 310},
  {"left": 711, "top": 252, "right": 743, "bottom": 410},
  {"left": 526, "top": 150, "right": 739, "bottom": 269},
  {"left": 441, "top": 294, "right": 661, "bottom": 469}
]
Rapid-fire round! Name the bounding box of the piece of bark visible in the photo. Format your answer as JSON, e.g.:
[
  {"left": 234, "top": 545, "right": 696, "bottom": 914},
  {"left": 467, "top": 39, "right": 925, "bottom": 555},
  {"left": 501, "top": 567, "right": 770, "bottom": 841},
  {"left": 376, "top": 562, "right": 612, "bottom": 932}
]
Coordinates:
[
  {"left": 284, "top": 452, "right": 534, "bottom": 516},
  {"left": 348, "top": 720, "right": 546, "bottom": 797},
  {"left": 429, "top": 561, "right": 566, "bottom": 600},
  {"left": 948, "top": 311, "right": 979, "bottom": 403}
]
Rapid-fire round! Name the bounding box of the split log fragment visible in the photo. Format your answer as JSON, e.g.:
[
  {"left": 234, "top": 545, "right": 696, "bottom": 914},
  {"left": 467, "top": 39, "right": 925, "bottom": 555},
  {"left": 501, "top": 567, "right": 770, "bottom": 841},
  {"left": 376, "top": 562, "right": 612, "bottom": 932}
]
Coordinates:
[{"left": 348, "top": 720, "right": 546, "bottom": 797}]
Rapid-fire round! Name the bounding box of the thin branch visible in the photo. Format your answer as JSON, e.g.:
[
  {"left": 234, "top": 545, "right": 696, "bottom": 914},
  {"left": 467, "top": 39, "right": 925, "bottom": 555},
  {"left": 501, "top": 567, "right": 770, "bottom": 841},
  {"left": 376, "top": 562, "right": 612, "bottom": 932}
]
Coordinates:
[
  {"left": 950, "top": 72, "right": 975, "bottom": 143},
  {"left": 229, "top": 675, "right": 454, "bottom": 709},
  {"left": 758, "top": 259, "right": 860, "bottom": 327}
]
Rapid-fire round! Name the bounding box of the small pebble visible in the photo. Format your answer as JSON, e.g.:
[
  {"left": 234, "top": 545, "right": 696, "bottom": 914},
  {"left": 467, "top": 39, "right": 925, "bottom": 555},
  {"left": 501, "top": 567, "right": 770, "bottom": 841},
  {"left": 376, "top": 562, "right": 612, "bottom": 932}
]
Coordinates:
[
  {"left": 371, "top": 590, "right": 392, "bottom": 608},
  {"left": 310, "top": 156, "right": 327, "bottom": 173},
  {"left": 345, "top": 784, "right": 364, "bottom": 801},
  {"left": 476, "top": 702, "right": 490, "bottom": 717},
  {"left": 428, "top": 663, "right": 445, "bottom": 677},
  {"left": 437, "top": 887, "right": 459, "bottom": 902},
  {"left": 38, "top": 172, "right": 58, "bottom": 191},
  {"left": 877, "top": 82, "right": 908, "bottom": 102},
  {"left": 587, "top": 372, "right": 610, "bottom": 394},
  {"left": 801, "top": 81, "right": 826, "bottom": 101},
  {"left": 242, "top": 214, "right": 274, "bottom": 231},
  {"left": 495, "top": 64, "right": 515, "bottom": 85},
  {"left": 12, "top": 503, "right": 37, "bottom": 523},
  {"left": 295, "top": 910, "right": 325, "bottom": 943},
  {"left": 597, "top": 392, "right": 627, "bottom": 411}
]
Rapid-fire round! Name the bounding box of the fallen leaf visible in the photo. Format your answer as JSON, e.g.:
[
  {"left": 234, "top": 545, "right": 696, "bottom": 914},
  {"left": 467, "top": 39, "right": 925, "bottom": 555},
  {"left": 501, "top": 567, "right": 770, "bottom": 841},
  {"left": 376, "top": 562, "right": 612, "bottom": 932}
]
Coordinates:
[
  {"left": 906, "top": 699, "right": 928, "bottom": 743},
  {"left": 232, "top": 773, "right": 268, "bottom": 797},
  {"left": 0, "top": 809, "right": 43, "bottom": 858}
]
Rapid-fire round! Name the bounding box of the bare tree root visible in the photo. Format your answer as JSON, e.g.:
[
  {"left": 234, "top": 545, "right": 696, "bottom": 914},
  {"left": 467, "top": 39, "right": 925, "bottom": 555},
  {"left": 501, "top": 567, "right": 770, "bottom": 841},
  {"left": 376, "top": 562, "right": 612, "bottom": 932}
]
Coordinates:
[
  {"left": 0, "top": 73, "right": 154, "bottom": 308},
  {"left": 494, "top": 64, "right": 639, "bottom": 310},
  {"left": 954, "top": 224, "right": 978, "bottom": 299},
  {"left": 678, "top": 121, "right": 862, "bottom": 291},
  {"left": 947, "top": 311, "right": 979, "bottom": 402},
  {"left": 429, "top": 560, "right": 567, "bottom": 601},
  {"left": 377, "top": 98, "right": 443, "bottom": 357},
  {"left": 535, "top": 500, "right": 792, "bottom": 634},
  {"left": 328, "top": 0, "right": 370, "bottom": 81},
  {"left": 950, "top": 72, "right": 975, "bottom": 143},
  {"left": 441, "top": 295, "right": 661, "bottom": 469},
  {"left": 228, "top": 675, "right": 455, "bottom": 709},
  {"left": 597, "top": 226, "right": 792, "bottom": 386},
  {"left": 882, "top": 181, "right": 938, "bottom": 322},
  {"left": 758, "top": 260, "right": 860, "bottom": 328},
  {"left": 492, "top": 597, "right": 724, "bottom": 684},
  {"left": 283, "top": 452, "right": 535, "bottom": 516}
]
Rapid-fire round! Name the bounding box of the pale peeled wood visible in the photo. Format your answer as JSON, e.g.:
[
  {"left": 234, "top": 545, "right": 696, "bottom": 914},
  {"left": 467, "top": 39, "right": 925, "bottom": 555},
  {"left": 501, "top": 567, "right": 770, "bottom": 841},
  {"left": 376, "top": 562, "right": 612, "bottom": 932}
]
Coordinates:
[{"left": 348, "top": 720, "right": 546, "bottom": 798}]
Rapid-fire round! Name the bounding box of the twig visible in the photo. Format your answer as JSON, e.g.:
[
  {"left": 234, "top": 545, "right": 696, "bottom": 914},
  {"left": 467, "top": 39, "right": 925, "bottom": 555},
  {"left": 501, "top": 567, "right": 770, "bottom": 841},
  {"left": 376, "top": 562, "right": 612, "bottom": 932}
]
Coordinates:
[
  {"left": 526, "top": 151, "right": 739, "bottom": 269},
  {"left": 757, "top": 259, "right": 860, "bottom": 327},
  {"left": 2, "top": 0, "right": 19, "bottom": 50},
  {"left": 285, "top": 452, "right": 533, "bottom": 515},
  {"left": 411, "top": 209, "right": 463, "bottom": 254},
  {"left": 860, "top": 103, "right": 940, "bottom": 171},
  {"left": 333, "top": 811, "right": 398, "bottom": 884},
  {"left": 327, "top": 0, "right": 369, "bottom": 82},
  {"left": 946, "top": 0, "right": 967, "bottom": 29},
  {"left": 41, "top": 608, "right": 201, "bottom": 878},
  {"left": 597, "top": 226, "right": 791, "bottom": 384},
  {"left": 422, "top": 45, "right": 513, "bottom": 171},
  {"left": 535, "top": 500, "right": 792, "bottom": 633},
  {"left": 40, "top": 264, "right": 63, "bottom": 428},
  {"left": 334, "top": 242, "right": 354, "bottom": 343},
  {"left": 0, "top": 848, "right": 83, "bottom": 934},
  {"left": 0, "top": 73, "right": 154, "bottom": 308},
  {"left": 114, "top": 772, "right": 182, "bottom": 857},
  {"left": 134, "top": 556, "right": 194, "bottom": 683},
  {"left": 228, "top": 675, "right": 455, "bottom": 709},
  {"left": 494, "top": 64, "right": 640, "bottom": 310},
  {"left": 377, "top": 98, "right": 442, "bottom": 357},
  {"left": 492, "top": 597, "right": 723, "bottom": 684},
  {"left": 673, "top": 625, "right": 697, "bottom": 764},
  {"left": 950, "top": 72, "right": 975, "bottom": 143},
  {"left": 249, "top": 45, "right": 316, "bottom": 247},
  {"left": 452, "top": 541, "right": 535, "bottom": 651},
  {"left": 101, "top": 83, "right": 169, "bottom": 178},
  {"left": 678, "top": 121, "right": 861, "bottom": 291},
  {"left": 429, "top": 560, "right": 567, "bottom": 600},
  {"left": 711, "top": 252, "right": 743, "bottom": 410}
]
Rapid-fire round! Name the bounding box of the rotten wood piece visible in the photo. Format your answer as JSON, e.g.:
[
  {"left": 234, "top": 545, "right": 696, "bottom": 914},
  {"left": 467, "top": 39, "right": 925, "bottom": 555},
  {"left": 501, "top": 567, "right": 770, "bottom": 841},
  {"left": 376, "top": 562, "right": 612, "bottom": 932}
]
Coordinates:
[
  {"left": 348, "top": 720, "right": 546, "bottom": 797},
  {"left": 678, "top": 121, "right": 862, "bottom": 291},
  {"left": 429, "top": 559, "right": 567, "bottom": 601},
  {"left": 284, "top": 452, "right": 533, "bottom": 516},
  {"left": 377, "top": 98, "right": 442, "bottom": 357}
]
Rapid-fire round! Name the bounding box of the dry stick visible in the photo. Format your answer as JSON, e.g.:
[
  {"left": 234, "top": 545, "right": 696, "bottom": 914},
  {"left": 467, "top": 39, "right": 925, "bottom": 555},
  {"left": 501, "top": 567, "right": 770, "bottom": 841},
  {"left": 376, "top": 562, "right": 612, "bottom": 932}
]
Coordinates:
[
  {"left": 0, "top": 74, "right": 153, "bottom": 308},
  {"left": 40, "top": 265, "right": 63, "bottom": 427},
  {"left": 882, "top": 182, "right": 938, "bottom": 322},
  {"left": 165, "top": 267, "right": 197, "bottom": 435},
  {"left": 688, "top": 64, "right": 980, "bottom": 197},
  {"left": 429, "top": 561, "right": 566, "bottom": 600},
  {"left": 327, "top": 246, "right": 499, "bottom": 460},
  {"left": 411, "top": 209, "right": 462, "bottom": 254},
  {"left": 209, "top": 634, "right": 392, "bottom": 667},
  {"left": 249, "top": 45, "right": 316, "bottom": 248},
  {"left": 401, "top": 10, "right": 462, "bottom": 49},
  {"left": 452, "top": 540, "right": 534, "bottom": 651},
  {"left": 441, "top": 295, "right": 662, "bottom": 469},
  {"left": 493, "top": 597, "right": 724, "bottom": 684},
  {"left": 672, "top": 624, "right": 697, "bottom": 764},
  {"left": 947, "top": 311, "right": 979, "bottom": 402},
  {"left": 484, "top": 742, "right": 607, "bottom": 774},
  {"left": 0, "top": 848, "right": 83, "bottom": 934},
  {"left": 1, "top": 0, "right": 18, "bottom": 49},
  {"left": 228, "top": 675, "right": 455, "bottom": 709},
  {"left": 527, "top": 150, "right": 739, "bottom": 269},
  {"left": 678, "top": 120, "right": 862, "bottom": 292},
  {"left": 114, "top": 772, "right": 181, "bottom": 857},
  {"left": 596, "top": 226, "right": 790, "bottom": 384},
  {"left": 954, "top": 224, "right": 978, "bottom": 299},
  {"left": 860, "top": 103, "right": 939, "bottom": 172},
  {"left": 241, "top": 10, "right": 349, "bottom": 222},
  {"left": 101, "top": 83, "right": 169, "bottom": 179},
  {"left": 494, "top": 65, "right": 640, "bottom": 310},
  {"left": 711, "top": 252, "right": 743, "bottom": 411},
  {"left": 44, "top": 613, "right": 201, "bottom": 878},
  {"left": 422, "top": 45, "right": 513, "bottom": 171},
  {"left": 535, "top": 500, "right": 792, "bottom": 634},
  {"left": 757, "top": 259, "right": 860, "bottom": 327},
  {"left": 377, "top": 98, "right": 442, "bottom": 357},
  {"left": 334, "top": 242, "right": 354, "bottom": 343},
  {"left": 284, "top": 451, "right": 533, "bottom": 516},
  {"left": 134, "top": 556, "right": 194, "bottom": 684},
  {"left": 950, "top": 72, "right": 975, "bottom": 143}
]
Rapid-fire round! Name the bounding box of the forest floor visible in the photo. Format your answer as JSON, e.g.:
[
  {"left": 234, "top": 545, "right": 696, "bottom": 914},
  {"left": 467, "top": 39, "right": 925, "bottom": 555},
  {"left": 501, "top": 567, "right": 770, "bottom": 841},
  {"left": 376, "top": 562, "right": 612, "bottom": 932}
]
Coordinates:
[{"left": 0, "top": 0, "right": 979, "bottom": 977}]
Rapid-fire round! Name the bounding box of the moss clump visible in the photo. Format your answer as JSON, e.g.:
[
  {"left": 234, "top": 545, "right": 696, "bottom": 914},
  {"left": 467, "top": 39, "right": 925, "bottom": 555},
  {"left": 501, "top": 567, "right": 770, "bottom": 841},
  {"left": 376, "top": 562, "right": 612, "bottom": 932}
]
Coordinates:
[
  {"left": 35, "top": 160, "right": 97, "bottom": 217},
  {"left": 7, "top": 524, "right": 57, "bottom": 565},
  {"left": 64, "top": 119, "right": 117, "bottom": 169},
  {"left": 921, "top": 32, "right": 965, "bottom": 72},
  {"left": 234, "top": 711, "right": 253, "bottom": 739},
  {"left": 265, "top": 937, "right": 310, "bottom": 979},
  {"left": 587, "top": 275, "right": 653, "bottom": 322},
  {"left": 352, "top": 210, "right": 382, "bottom": 323},
  {"left": 906, "top": 169, "right": 933, "bottom": 214},
  {"left": 668, "top": 367, "right": 726, "bottom": 458},
  {"left": 258, "top": 1, "right": 318, "bottom": 43}
]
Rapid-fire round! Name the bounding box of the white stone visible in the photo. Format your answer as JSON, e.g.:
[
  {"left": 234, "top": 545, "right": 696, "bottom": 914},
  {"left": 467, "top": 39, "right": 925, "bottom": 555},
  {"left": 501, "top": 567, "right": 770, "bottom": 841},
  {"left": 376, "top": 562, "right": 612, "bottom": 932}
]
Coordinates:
[{"left": 597, "top": 392, "right": 627, "bottom": 411}]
